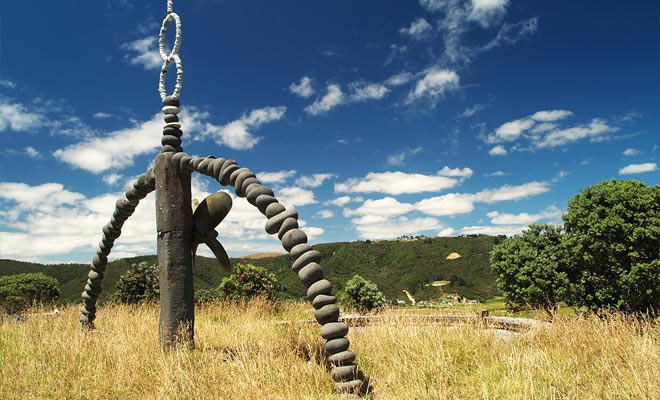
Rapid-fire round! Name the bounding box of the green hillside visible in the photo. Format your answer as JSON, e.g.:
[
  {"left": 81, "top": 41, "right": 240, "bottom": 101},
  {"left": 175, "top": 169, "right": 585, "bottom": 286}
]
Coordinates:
[{"left": 0, "top": 235, "right": 503, "bottom": 305}]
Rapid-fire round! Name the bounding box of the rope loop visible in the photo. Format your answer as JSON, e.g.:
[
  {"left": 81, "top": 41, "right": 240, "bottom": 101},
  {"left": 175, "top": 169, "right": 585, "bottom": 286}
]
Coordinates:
[{"left": 158, "top": 1, "right": 183, "bottom": 100}]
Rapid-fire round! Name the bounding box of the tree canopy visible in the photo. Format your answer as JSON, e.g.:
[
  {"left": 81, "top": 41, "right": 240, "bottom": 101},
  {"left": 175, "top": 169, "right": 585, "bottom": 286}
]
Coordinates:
[
  {"left": 0, "top": 273, "right": 61, "bottom": 314},
  {"left": 111, "top": 262, "right": 160, "bottom": 304},
  {"left": 218, "top": 263, "right": 280, "bottom": 301},
  {"left": 340, "top": 274, "right": 387, "bottom": 313}
]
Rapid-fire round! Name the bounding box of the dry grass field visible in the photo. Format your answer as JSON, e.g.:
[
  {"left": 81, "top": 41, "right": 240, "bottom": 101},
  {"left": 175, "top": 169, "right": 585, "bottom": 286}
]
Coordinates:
[{"left": 1, "top": 301, "right": 658, "bottom": 399}]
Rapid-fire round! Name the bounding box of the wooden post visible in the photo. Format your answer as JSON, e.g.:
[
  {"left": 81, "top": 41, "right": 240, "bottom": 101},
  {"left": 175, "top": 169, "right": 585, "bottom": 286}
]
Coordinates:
[{"left": 155, "top": 152, "right": 194, "bottom": 348}]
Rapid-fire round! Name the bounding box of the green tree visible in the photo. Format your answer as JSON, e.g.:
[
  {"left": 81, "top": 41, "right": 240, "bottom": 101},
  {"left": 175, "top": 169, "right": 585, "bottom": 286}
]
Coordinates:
[
  {"left": 340, "top": 274, "right": 387, "bottom": 313},
  {"left": 0, "top": 273, "right": 61, "bottom": 314},
  {"left": 490, "top": 224, "right": 569, "bottom": 317},
  {"left": 111, "top": 262, "right": 159, "bottom": 304},
  {"left": 563, "top": 179, "right": 660, "bottom": 315},
  {"left": 218, "top": 263, "right": 280, "bottom": 301}
]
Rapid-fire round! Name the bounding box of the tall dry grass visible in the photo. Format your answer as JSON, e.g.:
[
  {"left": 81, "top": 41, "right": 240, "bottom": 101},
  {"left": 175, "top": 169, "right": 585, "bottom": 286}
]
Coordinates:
[{"left": 1, "top": 302, "right": 658, "bottom": 399}]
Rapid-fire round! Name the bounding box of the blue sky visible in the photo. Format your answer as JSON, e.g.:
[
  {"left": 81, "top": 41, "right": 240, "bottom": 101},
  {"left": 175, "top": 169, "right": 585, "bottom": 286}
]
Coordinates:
[{"left": 1, "top": 0, "right": 658, "bottom": 263}]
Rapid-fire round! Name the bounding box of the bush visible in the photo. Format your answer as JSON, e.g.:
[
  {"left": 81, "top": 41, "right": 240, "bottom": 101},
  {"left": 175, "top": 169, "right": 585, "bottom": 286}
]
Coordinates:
[
  {"left": 0, "top": 273, "right": 60, "bottom": 314},
  {"left": 194, "top": 288, "right": 221, "bottom": 305},
  {"left": 218, "top": 263, "right": 280, "bottom": 302},
  {"left": 340, "top": 274, "right": 386, "bottom": 313},
  {"left": 111, "top": 262, "right": 159, "bottom": 304}
]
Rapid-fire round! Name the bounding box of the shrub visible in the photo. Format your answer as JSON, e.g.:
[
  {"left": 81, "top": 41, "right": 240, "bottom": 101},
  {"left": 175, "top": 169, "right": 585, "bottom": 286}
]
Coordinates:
[
  {"left": 0, "top": 273, "right": 60, "bottom": 314},
  {"left": 111, "top": 262, "right": 159, "bottom": 304},
  {"left": 218, "top": 263, "right": 280, "bottom": 302},
  {"left": 340, "top": 274, "right": 386, "bottom": 313}
]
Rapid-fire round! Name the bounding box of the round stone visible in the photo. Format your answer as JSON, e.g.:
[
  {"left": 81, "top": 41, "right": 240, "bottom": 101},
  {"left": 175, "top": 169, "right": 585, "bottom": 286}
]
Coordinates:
[
  {"left": 162, "top": 96, "right": 180, "bottom": 107},
  {"left": 277, "top": 217, "right": 299, "bottom": 240},
  {"left": 325, "top": 337, "right": 350, "bottom": 354},
  {"left": 88, "top": 269, "right": 104, "bottom": 281},
  {"left": 161, "top": 135, "right": 182, "bottom": 147},
  {"left": 161, "top": 105, "right": 180, "bottom": 115},
  {"left": 211, "top": 158, "right": 226, "bottom": 180},
  {"left": 265, "top": 209, "right": 298, "bottom": 234},
  {"left": 265, "top": 202, "right": 286, "bottom": 218},
  {"left": 92, "top": 254, "right": 108, "bottom": 269},
  {"left": 197, "top": 157, "right": 215, "bottom": 175},
  {"left": 255, "top": 194, "right": 278, "bottom": 215},
  {"left": 282, "top": 228, "right": 307, "bottom": 252},
  {"left": 240, "top": 177, "right": 260, "bottom": 196},
  {"left": 320, "top": 322, "right": 349, "bottom": 340},
  {"left": 161, "top": 144, "right": 181, "bottom": 153},
  {"left": 332, "top": 364, "right": 358, "bottom": 381},
  {"left": 298, "top": 262, "right": 324, "bottom": 287},
  {"left": 312, "top": 294, "right": 337, "bottom": 309},
  {"left": 246, "top": 185, "right": 274, "bottom": 205},
  {"left": 164, "top": 114, "right": 179, "bottom": 123},
  {"left": 290, "top": 243, "right": 313, "bottom": 259},
  {"left": 291, "top": 249, "right": 321, "bottom": 273},
  {"left": 307, "top": 279, "right": 332, "bottom": 300},
  {"left": 327, "top": 350, "right": 356, "bottom": 366},
  {"left": 229, "top": 167, "right": 250, "bottom": 187},
  {"left": 314, "top": 304, "right": 340, "bottom": 325},
  {"left": 234, "top": 170, "right": 256, "bottom": 197},
  {"left": 220, "top": 163, "right": 240, "bottom": 186},
  {"left": 163, "top": 127, "right": 183, "bottom": 137},
  {"left": 333, "top": 380, "right": 363, "bottom": 394}
]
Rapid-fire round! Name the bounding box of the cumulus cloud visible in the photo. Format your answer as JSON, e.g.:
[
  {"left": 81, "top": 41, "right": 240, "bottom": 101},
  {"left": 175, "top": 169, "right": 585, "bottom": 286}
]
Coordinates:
[
  {"left": 488, "top": 145, "right": 507, "bottom": 156},
  {"left": 0, "top": 101, "right": 45, "bottom": 132},
  {"left": 487, "top": 205, "right": 561, "bottom": 225},
  {"left": 438, "top": 166, "right": 473, "bottom": 179},
  {"left": 325, "top": 196, "right": 354, "bottom": 207},
  {"left": 475, "top": 181, "right": 550, "bottom": 203},
  {"left": 351, "top": 215, "right": 445, "bottom": 240},
  {"left": 204, "top": 106, "right": 286, "bottom": 149},
  {"left": 469, "top": 0, "right": 509, "bottom": 27},
  {"left": 257, "top": 170, "right": 297, "bottom": 184},
  {"left": 622, "top": 148, "right": 642, "bottom": 157},
  {"left": 619, "top": 163, "right": 658, "bottom": 175},
  {"left": 344, "top": 197, "right": 415, "bottom": 217},
  {"left": 407, "top": 68, "right": 460, "bottom": 104},
  {"left": 314, "top": 210, "right": 334, "bottom": 219},
  {"left": 349, "top": 82, "right": 390, "bottom": 102},
  {"left": 305, "top": 84, "right": 344, "bottom": 116},
  {"left": 296, "top": 173, "right": 335, "bottom": 188},
  {"left": 289, "top": 76, "right": 315, "bottom": 98},
  {"left": 385, "top": 72, "right": 414, "bottom": 87},
  {"left": 276, "top": 187, "right": 317, "bottom": 207},
  {"left": 386, "top": 147, "right": 423, "bottom": 166},
  {"left": 121, "top": 36, "right": 162, "bottom": 70},
  {"left": 335, "top": 171, "right": 460, "bottom": 195},
  {"left": 399, "top": 18, "right": 433, "bottom": 39},
  {"left": 415, "top": 193, "right": 475, "bottom": 216}
]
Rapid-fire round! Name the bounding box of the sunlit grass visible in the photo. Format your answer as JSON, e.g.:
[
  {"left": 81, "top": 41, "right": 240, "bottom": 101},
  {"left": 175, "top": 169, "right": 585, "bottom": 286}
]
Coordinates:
[{"left": 1, "top": 301, "right": 658, "bottom": 399}]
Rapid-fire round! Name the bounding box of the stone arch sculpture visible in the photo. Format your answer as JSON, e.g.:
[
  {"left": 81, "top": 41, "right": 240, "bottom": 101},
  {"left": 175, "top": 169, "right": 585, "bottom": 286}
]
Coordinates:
[{"left": 79, "top": 2, "right": 364, "bottom": 395}]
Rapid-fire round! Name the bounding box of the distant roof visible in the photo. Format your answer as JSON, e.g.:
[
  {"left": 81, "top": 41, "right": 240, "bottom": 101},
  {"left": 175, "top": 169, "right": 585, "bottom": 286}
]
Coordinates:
[{"left": 446, "top": 252, "right": 462, "bottom": 260}]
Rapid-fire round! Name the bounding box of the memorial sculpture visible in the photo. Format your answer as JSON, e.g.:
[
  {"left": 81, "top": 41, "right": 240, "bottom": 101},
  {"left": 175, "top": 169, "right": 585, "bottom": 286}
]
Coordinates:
[{"left": 78, "top": 0, "right": 364, "bottom": 394}]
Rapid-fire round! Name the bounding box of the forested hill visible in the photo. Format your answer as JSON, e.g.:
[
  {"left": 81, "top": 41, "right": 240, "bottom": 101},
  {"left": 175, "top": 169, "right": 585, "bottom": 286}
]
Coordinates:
[{"left": 0, "top": 235, "right": 503, "bottom": 304}]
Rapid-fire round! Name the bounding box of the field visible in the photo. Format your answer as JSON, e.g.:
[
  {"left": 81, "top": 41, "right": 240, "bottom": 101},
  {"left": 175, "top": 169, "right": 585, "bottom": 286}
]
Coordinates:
[{"left": 1, "top": 301, "right": 658, "bottom": 399}]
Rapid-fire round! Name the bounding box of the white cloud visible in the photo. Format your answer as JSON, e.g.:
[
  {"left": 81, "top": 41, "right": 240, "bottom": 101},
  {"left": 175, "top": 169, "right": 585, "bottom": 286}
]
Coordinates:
[
  {"left": 204, "top": 106, "right": 286, "bottom": 150},
  {"left": 386, "top": 147, "right": 423, "bottom": 166},
  {"left": 325, "top": 196, "right": 353, "bottom": 207},
  {"left": 0, "top": 101, "right": 45, "bottom": 132},
  {"left": 0, "top": 80, "right": 17, "bottom": 89},
  {"left": 458, "top": 104, "right": 485, "bottom": 118},
  {"left": 94, "top": 112, "right": 113, "bottom": 119},
  {"left": 296, "top": 173, "right": 335, "bottom": 188},
  {"left": 305, "top": 84, "right": 344, "bottom": 116},
  {"left": 531, "top": 110, "right": 573, "bottom": 122},
  {"left": 438, "top": 166, "right": 473, "bottom": 179},
  {"left": 623, "top": 148, "right": 642, "bottom": 157},
  {"left": 344, "top": 197, "right": 415, "bottom": 217},
  {"left": 349, "top": 82, "right": 390, "bottom": 102},
  {"left": 469, "top": 0, "right": 509, "bottom": 27},
  {"left": 289, "top": 76, "right": 315, "bottom": 98},
  {"left": 335, "top": 171, "right": 459, "bottom": 195},
  {"left": 489, "top": 117, "right": 534, "bottom": 143},
  {"left": 481, "top": 17, "right": 538, "bottom": 51},
  {"left": 276, "top": 187, "right": 317, "bottom": 207},
  {"left": 475, "top": 181, "right": 550, "bottom": 203},
  {"left": 103, "top": 174, "right": 122, "bottom": 186},
  {"left": 533, "top": 118, "right": 618, "bottom": 148},
  {"left": 415, "top": 193, "right": 475, "bottom": 216},
  {"left": 351, "top": 215, "right": 445, "bottom": 240},
  {"left": 385, "top": 72, "right": 414, "bottom": 87},
  {"left": 257, "top": 170, "right": 297, "bottom": 184},
  {"left": 399, "top": 18, "right": 433, "bottom": 39},
  {"left": 459, "top": 224, "right": 525, "bottom": 237},
  {"left": 488, "top": 145, "right": 507, "bottom": 156},
  {"left": 487, "top": 205, "right": 561, "bottom": 225},
  {"left": 314, "top": 210, "right": 334, "bottom": 219},
  {"left": 407, "top": 68, "right": 460, "bottom": 103},
  {"left": 24, "top": 146, "right": 40, "bottom": 159},
  {"left": 121, "top": 36, "right": 162, "bottom": 70},
  {"left": 619, "top": 163, "right": 658, "bottom": 175}
]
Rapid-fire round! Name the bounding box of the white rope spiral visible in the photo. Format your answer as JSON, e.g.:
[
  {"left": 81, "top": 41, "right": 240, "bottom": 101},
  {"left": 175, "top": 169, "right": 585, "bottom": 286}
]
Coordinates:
[{"left": 158, "top": 0, "right": 183, "bottom": 100}]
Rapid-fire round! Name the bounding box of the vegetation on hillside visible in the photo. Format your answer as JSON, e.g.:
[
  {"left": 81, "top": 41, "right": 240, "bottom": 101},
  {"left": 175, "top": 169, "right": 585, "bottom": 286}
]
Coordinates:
[{"left": 0, "top": 273, "right": 61, "bottom": 314}]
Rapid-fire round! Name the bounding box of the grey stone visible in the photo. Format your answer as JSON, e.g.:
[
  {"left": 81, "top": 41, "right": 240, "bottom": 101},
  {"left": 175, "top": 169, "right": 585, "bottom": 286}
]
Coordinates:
[
  {"left": 229, "top": 167, "right": 250, "bottom": 187},
  {"left": 162, "top": 135, "right": 182, "bottom": 147},
  {"left": 211, "top": 158, "right": 226, "bottom": 180},
  {"left": 220, "top": 162, "right": 239, "bottom": 186},
  {"left": 327, "top": 350, "right": 356, "bottom": 366},
  {"left": 246, "top": 185, "right": 274, "bottom": 205},
  {"left": 163, "top": 96, "right": 180, "bottom": 107},
  {"left": 282, "top": 228, "right": 307, "bottom": 252},
  {"left": 92, "top": 255, "right": 108, "bottom": 269},
  {"left": 307, "top": 279, "right": 332, "bottom": 300},
  {"left": 234, "top": 171, "right": 257, "bottom": 197},
  {"left": 325, "top": 337, "right": 350, "bottom": 354},
  {"left": 320, "top": 322, "right": 349, "bottom": 340},
  {"left": 81, "top": 291, "right": 94, "bottom": 301},
  {"left": 255, "top": 194, "right": 277, "bottom": 215},
  {"left": 265, "top": 209, "right": 298, "bottom": 234},
  {"left": 291, "top": 249, "right": 321, "bottom": 273},
  {"left": 164, "top": 114, "right": 179, "bottom": 123},
  {"left": 163, "top": 127, "right": 183, "bottom": 137},
  {"left": 240, "top": 178, "right": 260, "bottom": 197},
  {"left": 298, "top": 262, "right": 323, "bottom": 287},
  {"left": 265, "top": 202, "right": 286, "bottom": 218},
  {"left": 314, "top": 304, "right": 339, "bottom": 325},
  {"left": 290, "top": 243, "right": 313, "bottom": 259},
  {"left": 80, "top": 305, "right": 96, "bottom": 316},
  {"left": 312, "top": 294, "right": 337, "bottom": 309},
  {"left": 88, "top": 270, "right": 103, "bottom": 281},
  {"left": 197, "top": 157, "right": 216, "bottom": 175},
  {"left": 161, "top": 144, "right": 182, "bottom": 153},
  {"left": 332, "top": 380, "right": 363, "bottom": 394},
  {"left": 277, "top": 217, "right": 299, "bottom": 240},
  {"left": 332, "top": 364, "right": 358, "bottom": 381}
]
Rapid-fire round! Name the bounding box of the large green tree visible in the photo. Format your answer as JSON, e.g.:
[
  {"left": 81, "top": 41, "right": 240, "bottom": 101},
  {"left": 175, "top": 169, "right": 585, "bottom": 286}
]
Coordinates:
[
  {"left": 0, "top": 273, "right": 61, "bottom": 314},
  {"left": 111, "top": 262, "right": 160, "bottom": 304},
  {"left": 563, "top": 179, "right": 660, "bottom": 314},
  {"left": 340, "top": 274, "right": 387, "bottom": 313},
  {"left": 218, "top": 263, "right": 280, "bottom": 301},
  {"left": 490, "top": 224, "right": 569, "bottom": 317}
]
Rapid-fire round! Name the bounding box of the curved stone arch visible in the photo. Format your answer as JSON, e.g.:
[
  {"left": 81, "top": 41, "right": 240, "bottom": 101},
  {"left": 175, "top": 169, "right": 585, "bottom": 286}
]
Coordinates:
[{"left": 80, "top": 153, "right": 363, "bottom": 392}]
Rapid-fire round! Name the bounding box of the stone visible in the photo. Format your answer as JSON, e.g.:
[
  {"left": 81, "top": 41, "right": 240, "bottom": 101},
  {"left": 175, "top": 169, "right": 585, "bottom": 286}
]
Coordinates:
[
  {"left": 265, "top": 209, "right": 298, "bottom": 234},
  {"left": 88, "top": 270, "right": 103, "bottom": 281},
  {"left": 197, "top": 157, "right": 216, "bottom": 175},
  {"left": 220, "top": 163, "right": 240, "bottom": 186},
  {"left": 161, "top": 105, "right": 180, "bottom": 115},
  {"left": 164, "top": 122, "right": 181, "bottom": 129},
  {"left": 265, "top": 202, "right": 286, "bottom": 218},
  {"left": 211, "top": 158, "right": 226, "bottom": 180},
  {"left": 81, "top": 291, "right": 94, "bottom": 301},
  {"left": 332, "top": 364, "right": 358, "bottom": 381},
  {"left": 290, "top": 243, "right": 313, "bottom": 259},
  {"left": 234, "top": 171, "right": 257, "bottom": 197},
  {"left": 298, "top": 262, "right": 324, "bottom": 287},
  {"left": 307, "top": 279, "right": 332, "bottom": 300},
  {"left": 164, "top": 114, "right": 179, "bottom": 123},
  {"left": 161, "top": 135, "right": 182, "bottom": 147},
  {"left": 246, "top": 185, "right": 274, "bottom": 205},
  {"left": 282, "top": 229, "right": 307, "bottom": 252},
  {"left": 333, "top": 380, "right": 363, "bottom": 394},
  {"left": 312, "top": 294, "right": 337, "bottom": 309},
  {"left": 229, "top": 167, "right": 251, "bottom": 187},
  {"left": 163, "top": 96, "right": 180, "bottom": 107},
  {"left": 161, "top": 144, "right": 182, "bottom": 153},
  {"left": 314, "top": 304, "right": 339, "bottom": 325},
  {"left": 327, "top": 350, "right": 356, "bottom": 366},
  {"left": 291, "top": 249, "right": 321, "bottom": 273},
  {"left": 240, "top": 177, "right": 260, "bottom": 196},
  {"left": 325, "top": 337, "right": 350, "bottom": 354},
  {"left": 92, "top": 255, "right": 108, "bottom": 269},
  {"left": 320, "top": 322, "right": 349, "bottom": 340},
  {"left": 163, "top": 127, "right": 183, "bottom": 137},
  {"left": 277, "top": 217, "right": 299, "bottom": 240},
  {"left": 255, "top": 195, "right": 277, "bottom": 215}
]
